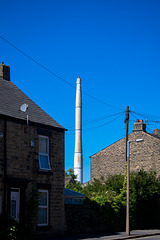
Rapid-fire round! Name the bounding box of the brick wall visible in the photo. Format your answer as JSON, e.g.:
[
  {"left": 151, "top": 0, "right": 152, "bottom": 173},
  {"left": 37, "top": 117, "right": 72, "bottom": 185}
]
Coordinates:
[{"left": 91, "top": 130, "right": 160, "bottom": 181}]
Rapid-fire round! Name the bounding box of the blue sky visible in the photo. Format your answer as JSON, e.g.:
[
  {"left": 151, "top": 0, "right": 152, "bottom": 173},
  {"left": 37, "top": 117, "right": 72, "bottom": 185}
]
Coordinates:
[{"left": 1, "top": 0, "right": 160, "bottom": 183}]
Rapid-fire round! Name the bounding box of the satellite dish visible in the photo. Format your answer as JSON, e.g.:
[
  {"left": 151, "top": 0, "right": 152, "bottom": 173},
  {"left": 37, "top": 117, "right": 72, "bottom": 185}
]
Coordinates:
[
  {"left": 20, "top": 103, "right": 29, "bottom": 142},
  {"left": 20, "top": 103, "right": 28, "bottom": 112}
]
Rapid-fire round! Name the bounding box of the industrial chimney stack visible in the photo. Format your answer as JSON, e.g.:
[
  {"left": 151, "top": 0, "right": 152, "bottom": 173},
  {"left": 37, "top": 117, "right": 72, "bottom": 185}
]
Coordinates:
[{"left": 74, "top": 76, "right": 83, "bottom": 183}]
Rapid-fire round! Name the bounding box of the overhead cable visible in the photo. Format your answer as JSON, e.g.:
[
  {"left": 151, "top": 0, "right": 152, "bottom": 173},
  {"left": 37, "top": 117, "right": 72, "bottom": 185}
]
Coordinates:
[
  {"left": 0, "top": 35, "right": 123, "bottom": 111},
  {"left": 66, "top": 111, "right": 124, "bottom": 134},
  {"left": 130, "top": 110, "right": 160, "bottom": 122},
  {"left": 66, "top": 111, "right": 125, "bottom": 130}
]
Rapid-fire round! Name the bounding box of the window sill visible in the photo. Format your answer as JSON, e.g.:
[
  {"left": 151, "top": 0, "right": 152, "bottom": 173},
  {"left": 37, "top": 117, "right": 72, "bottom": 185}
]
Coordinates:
[
  {"left": 36, "top": 225, "right": 52, "bottom": 231},
  {"left": 37, "top": 170, "right": 53, "bottom": 175}
]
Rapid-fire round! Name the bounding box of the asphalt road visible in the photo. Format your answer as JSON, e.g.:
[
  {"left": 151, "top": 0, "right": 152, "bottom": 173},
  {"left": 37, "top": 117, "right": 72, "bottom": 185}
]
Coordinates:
[
  {"left": 131, "top": 236, "right": 160, "bottom": 240},
  {"left": 36, "top": 234, "right": 160, "bottom": 240},
  {"left": 34, "top": 230, "right": 160, "bottom": 240}
]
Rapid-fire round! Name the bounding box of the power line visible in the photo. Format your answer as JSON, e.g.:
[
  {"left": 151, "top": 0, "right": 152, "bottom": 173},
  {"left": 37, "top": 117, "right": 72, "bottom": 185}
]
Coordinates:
[
  {"left": 146, "top": 126, "right": 154, "bottom": 133},
  {"left": 83, "top": 112, "right": 124, "bottom": 133},
  {"left": 83, "top": 111, "right": 125, "bottom": 125},
  {"left": 66, "top": 111, "right": 124, "bottom": 134},
  {"left": 82, "top": 91, "right": 123, "bottom": 110},
  {"left": 66, "top": 111, "right": 125, "bottom": 130},
  {"left": 130, "top": 110, "right": 160, "bottom": 123},
  {"left": 0, "top": 35, "right": 76, "bottom": 89},
  {"left": 0, "top": 35, "right": 123, "bottom": 111},
  {"left": 130, "top": 111, "right": 138, "bottom": 120}
]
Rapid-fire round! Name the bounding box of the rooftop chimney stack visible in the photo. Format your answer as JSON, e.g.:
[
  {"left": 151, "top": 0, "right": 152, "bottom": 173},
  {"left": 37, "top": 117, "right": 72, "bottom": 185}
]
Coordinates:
[
  {"left": 0, "top": 62, "right": 10, "bottom": 81},
  {"left": 153, "top": 129, "right": 160, "bottom": 138},
  {"left": 133, "top": 119, "right": 146, "bottom": 132}
]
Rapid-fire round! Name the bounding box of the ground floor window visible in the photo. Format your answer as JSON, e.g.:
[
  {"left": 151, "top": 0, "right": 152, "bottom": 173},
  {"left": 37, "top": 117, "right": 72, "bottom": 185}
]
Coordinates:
[
  {"left": 10, "top": 188, "right": 20, "bottom": 222},
  {"left": 38, "top": 190, "right": 48, "bottom": 226}
]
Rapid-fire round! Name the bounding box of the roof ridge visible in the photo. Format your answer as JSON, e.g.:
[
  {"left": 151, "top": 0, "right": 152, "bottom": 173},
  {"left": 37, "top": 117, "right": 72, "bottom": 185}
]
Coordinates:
[{"left": 0, "top": 78, "right": 64, "bottom": 129}]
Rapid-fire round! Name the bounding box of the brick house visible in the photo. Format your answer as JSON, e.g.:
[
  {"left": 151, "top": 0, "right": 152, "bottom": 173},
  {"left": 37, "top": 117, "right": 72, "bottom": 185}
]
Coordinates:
[
  {"left": 0, "top": 63, "right": 65, "bottom": 235},
  {"left": 91, "top": 120, "right": 160, "bottom": 181}
]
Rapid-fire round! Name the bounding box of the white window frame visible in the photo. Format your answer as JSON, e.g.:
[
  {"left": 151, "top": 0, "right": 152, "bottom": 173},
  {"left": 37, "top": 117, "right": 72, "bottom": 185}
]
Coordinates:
[
  {"left": 10, "top": 188, "right": 20, "bottom": 222},
  {"left": 39, "top": 135, "right": 51, "bottom": 170},
  {"left": 73, "top": 198, "right": 83, "bottom": 204},
  {"left": 38, "top": 190, "right": 49, "bottom": 226}
]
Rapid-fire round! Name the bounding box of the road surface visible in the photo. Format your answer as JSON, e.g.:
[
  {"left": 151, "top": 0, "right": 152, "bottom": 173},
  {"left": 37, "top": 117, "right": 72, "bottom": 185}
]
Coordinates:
[{"left": 131, "top": 236, "right": 160, "bottom": 240}]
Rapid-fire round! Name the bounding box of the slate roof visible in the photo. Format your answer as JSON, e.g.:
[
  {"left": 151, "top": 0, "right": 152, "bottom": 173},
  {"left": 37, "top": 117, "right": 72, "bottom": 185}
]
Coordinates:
[
  {"left": 0, "top": 77, "right": 64, "bottom": 129},
  {"left": 64, "top": 188, "right": 85, "bottom": 198}
]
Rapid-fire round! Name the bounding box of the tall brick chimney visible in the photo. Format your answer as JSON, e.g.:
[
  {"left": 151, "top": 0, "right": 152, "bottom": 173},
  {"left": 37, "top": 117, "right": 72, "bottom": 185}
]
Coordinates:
[
  {"left": 133, "top": 119, "right": 146, "bottom": 132},
  {"left": 0, "top": 62, "right": 10, "bottom": 81}
]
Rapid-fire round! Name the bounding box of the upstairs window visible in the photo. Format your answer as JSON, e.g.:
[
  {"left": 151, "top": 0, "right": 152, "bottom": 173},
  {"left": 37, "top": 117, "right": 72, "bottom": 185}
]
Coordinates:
[{"left": 39, "top": 136, "right": 51, "bottom": 170}]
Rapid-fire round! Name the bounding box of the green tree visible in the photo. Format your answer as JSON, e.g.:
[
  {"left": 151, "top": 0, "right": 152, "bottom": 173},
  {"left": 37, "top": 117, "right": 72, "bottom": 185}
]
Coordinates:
[
  {"left": 66, "top": 169, "right": 160, "bottom": 232},
  {"left": 65, "top": 167, "right": 82, "bottom": 192},
  {"left": 81, "top": 170, "right": 160, "bottom": 231},
  {"left": 65, "top": 167, "right": 76, "bottom": 179},
  {"left": 130, "top": 170, "right": 160, "bottom": 229}
]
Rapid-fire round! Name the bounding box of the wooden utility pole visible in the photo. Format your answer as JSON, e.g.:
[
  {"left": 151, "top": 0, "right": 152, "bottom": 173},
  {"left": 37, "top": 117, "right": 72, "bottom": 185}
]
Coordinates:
[
  {"left": 125, "top": 106, "right": 129, "bottom": 163},
  {"left": 125, "top": 106, "right": 130, "bottom": 235}
]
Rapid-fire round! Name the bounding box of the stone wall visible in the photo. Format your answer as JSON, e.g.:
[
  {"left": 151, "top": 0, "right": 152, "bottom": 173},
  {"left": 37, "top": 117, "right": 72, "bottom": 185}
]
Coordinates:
[
  {"left": 0, "top": 116, "right": 65, "bottom": 235},
  {"left": 91, "top": 130, "right": 160, "bottom": 181}
]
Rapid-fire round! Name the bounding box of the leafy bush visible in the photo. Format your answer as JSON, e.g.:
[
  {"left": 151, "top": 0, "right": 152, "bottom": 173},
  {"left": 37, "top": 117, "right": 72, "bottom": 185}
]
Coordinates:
[
  {"left": 65, "top": 169, "right": 160, "bottom": 232},
  {"left": 130, "top": 170, "right": 160, "bottom": 229},
  {"left": 0, "top": 214, "right": 32, "bottom": 240},
  {"left": 65, "top": 167, "right": 83, "bottom": 192}
]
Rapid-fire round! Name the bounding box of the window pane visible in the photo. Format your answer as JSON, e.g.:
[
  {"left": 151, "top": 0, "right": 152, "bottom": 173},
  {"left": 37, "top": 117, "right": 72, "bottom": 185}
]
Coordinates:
[
  {"left": 39, "top": 137, "right": 48, "bottom": 154},
  {"left": 39, "top": 155, "right": 50, "bottom": 169},
  {"left": 39, "top": 192, "right": 47, "bottom": 206},
  {"left": 10, "top": 200, "right": 16, "bottom": 219},
  {"left": 64, "top": 198, "right": 72, "bottom": 204},
  {"left": 38, "top": 208, "right": 47, "bottom": 225}
]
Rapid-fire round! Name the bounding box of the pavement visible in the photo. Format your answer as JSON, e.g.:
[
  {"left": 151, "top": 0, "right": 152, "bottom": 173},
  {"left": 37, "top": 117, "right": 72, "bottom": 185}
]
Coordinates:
[
  {"left": 89, "top": 230, "right": 160, "bottom": 240},
  {"left": 36, "top": 230, "right": 160, "bottom": 240}
]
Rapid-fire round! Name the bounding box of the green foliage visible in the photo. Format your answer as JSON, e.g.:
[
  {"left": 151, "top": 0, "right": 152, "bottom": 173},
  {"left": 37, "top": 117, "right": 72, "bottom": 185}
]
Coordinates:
[
  {"left": 81, "top": 174, "right": 125, "bottom": 208},
  {"left": 0, "top": 214, "right": 31, "bottom": 240},
  {"left": 65, "top": 168, "right": 83, "bottom": 192},
  {"left": 104, "top": 174, "right": 124, "bottom": 194},
  {"left": 66, "top": 180, "right": 83, "bottom": 192},
  {"left": 130, "top": 170, "right": 159, "bottom": 201},
  {"left": 82, "top": 178, "right": 106, "bottom": 199},
  {"left": 79, "top": 170, "right": 160, "bottom": 232},
  {"left": 65, "top": 167, "right": 76, "bottom": 180},
  {"left": 0, "top": 185, "right": 38, "bottom": 240},
  {"left": 110, "top": 168, "right": 127, "bottom": 212},
  {"left": 129, "top": 170, "right": 160, "bottom": 229},
  {"left": 65, "top": 168, "right": 160, "bottom": 232}
]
